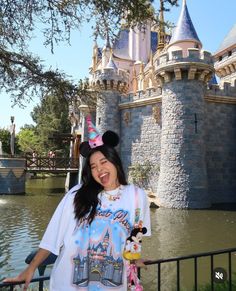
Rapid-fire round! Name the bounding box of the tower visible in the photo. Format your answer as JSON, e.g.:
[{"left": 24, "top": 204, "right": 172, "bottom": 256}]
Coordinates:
[
  {"left": 156, "top": 0, "right": 214, "bottom": 208},
  {"left": 90, "top": 45, "right": 128, "bottom": 137},
  {"left": 156, "top": 0, "right": 166, "bottom": 54}
]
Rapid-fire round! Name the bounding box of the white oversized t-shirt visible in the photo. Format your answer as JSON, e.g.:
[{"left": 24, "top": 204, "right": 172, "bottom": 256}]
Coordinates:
[{"left": 39, "top": 184, "right": 151, "bottom": 291}]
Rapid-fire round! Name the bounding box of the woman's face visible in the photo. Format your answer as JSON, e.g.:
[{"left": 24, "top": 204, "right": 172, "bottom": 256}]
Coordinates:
[{"left": 90, "top": 151, "right": 119, "bottom": 191}]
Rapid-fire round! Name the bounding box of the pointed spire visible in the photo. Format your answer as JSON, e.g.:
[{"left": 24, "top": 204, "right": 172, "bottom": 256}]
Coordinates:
[
  {"left": 93, "top": 41, "right": 98, "bottom": 59},
  {"left": 106, "top": 51, "right": 118, "bottom": 71},
  {"left": 157, "top": 0, "right": 166, "bottom": 53},
  {"left": 92, "top": 40, "right": 98, "bottom": 71},
  {"left": 103, "top": 30, "right": 111, "bottom": 50},
  {"left": 169, "top": 0, "right": 201, "bottom": 46},
  {"left": 102, "top": 30, "right": 112, "bottom": 68}
]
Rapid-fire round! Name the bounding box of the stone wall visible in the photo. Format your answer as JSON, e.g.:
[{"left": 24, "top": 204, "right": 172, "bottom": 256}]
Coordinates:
[
  {"left": 205, "top": 100, "right": 236, "bottom": 203},
  {"left": 96, "top": 90, "right": 121, "bottom": 135},
  {"left": 119, "top": 99, "right": 162, "bottom": 193},
  {"left": 0, "top": 158, "right": 25, "bottom": 194}
]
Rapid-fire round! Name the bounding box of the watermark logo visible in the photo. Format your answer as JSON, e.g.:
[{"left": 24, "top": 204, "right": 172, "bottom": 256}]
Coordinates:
[{"left": 213, "top": 267, "right": 227, "bottom": 283}]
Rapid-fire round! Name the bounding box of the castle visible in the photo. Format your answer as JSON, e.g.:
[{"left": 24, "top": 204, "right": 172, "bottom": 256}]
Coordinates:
[
  {"left": 73, "top": 230, "right": 123, "bottom": 287},
  {"left": 70, "top": 0, "right": 236, "bottom": 208}
]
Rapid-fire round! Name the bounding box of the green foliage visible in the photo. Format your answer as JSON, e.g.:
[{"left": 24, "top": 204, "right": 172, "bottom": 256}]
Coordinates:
[
  {"left": 17, "top": 127, "right": 41, "bottom": 154},
  {"left": 196, "top": 280, "right": 236, "bottom": 291},
  {"left": 0, "top": 0, "right": 178, "bottom": 106},
  {"left": 30, "top": 94, "right": 71, "bottom": 156},
  {"left": 0, "top": 128, "right": 21, "bottom": 155},
  {"left": 0, "top": 128, "right": 11, "bottom": 154},
  {"left": 191, "top": 272, "right": 236, "bottom": 291},
  {"left": 128, "top": 161, "right": 159, "bottom": 188}
]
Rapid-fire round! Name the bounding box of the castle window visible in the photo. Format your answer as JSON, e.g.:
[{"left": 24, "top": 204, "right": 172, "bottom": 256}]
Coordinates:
[
  {"left": 218, "top": 56, "right": 222, "bottom": 61},
  {"left": 194, "top": 44, "right": 199, "bottom": 48},
  {"left": 98, "top": 117, "right": 101, "bottom": 125},
  {"left": 228, "top": 51, "right": 232, "bottom": 57}
]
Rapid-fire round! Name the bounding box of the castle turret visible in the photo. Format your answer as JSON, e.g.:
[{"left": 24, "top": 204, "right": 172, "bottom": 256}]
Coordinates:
[
  {"left": 91, "top": 40, "right": 98, "bottom": 72},
  {"left": 102, "top": 33, "right": 112, "bottom": 68},
  {"left": 90, "top": 48, "right": 129, "bottom": 137},
  {"left": 168, "top": 0, "right": 202, "bottom": 56},
  {"left": 156, "top": 0, "right": 214, "bottom": 208}
]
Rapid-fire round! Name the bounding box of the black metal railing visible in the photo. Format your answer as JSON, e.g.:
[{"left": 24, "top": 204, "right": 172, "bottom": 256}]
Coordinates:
[
  {"left": 0, "top": 251, "right": 57, "bottom": 291},
  {"left": 1, "top": 247, "right": 236, "bottom": 290},
  {"left": 0, "top": 276, "right": 50, "bottom": 291},
  {"left": 143, "top": 247, "right": 236, "bottom": 291}
]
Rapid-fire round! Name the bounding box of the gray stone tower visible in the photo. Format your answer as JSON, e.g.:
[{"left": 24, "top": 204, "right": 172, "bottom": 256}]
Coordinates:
[
  {"left": 90, "top": 40, "right": 128, "bottom": 136},
  {"left": 156, "top": 0, "right": 214, "bottom": 208}
]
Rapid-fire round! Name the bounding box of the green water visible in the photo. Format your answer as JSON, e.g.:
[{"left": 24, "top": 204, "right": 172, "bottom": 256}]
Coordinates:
[{"left": 1, "top": 177, "right": 236, "bottom": 290}]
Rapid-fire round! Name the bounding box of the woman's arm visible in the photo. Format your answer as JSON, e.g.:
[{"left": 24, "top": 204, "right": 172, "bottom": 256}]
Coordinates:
[{"left": 3, "top": 248, "right": 50, "bottom": 291}]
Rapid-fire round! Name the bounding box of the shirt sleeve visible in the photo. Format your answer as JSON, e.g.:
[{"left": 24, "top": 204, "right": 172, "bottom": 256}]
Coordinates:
[
  {"left": 39, "top": 184, "right": 80, "bottom": 255},
  {"left": 137, "top": 186, "right": 151, "bottom": 236}
]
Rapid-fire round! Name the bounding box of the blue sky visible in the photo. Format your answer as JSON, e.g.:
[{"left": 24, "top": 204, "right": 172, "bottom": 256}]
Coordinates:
[{"left": 1, "top": 0, "right": 235, "bottom": 132}]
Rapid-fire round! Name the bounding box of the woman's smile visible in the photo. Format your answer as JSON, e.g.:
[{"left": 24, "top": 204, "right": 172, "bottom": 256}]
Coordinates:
[{"left": 90, "top": 151, "right": 120, "bottom": 190}]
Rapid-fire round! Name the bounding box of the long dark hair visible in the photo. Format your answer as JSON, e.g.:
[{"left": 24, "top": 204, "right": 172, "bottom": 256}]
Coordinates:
[{"left": 74, "top": 145, "right": 128, "bottom": 224}]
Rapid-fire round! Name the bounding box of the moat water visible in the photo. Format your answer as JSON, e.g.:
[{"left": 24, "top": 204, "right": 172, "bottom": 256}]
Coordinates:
[{"left": 1, "top": 177, "right": 236, "bottom": 290}]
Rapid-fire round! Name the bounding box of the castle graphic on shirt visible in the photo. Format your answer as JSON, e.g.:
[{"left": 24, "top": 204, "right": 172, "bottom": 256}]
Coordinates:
[
  {"left": 73, "top": 230, "right": 123, "bottom": 287},
  {"left": 72, "top": 207, "right": 132, "bottom": 287}
]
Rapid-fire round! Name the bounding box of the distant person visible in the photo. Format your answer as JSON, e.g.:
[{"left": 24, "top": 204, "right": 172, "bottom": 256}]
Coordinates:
[
  {"left": 48, "top": 150, "right": 53, "bottom": 158},
  {"left": 3, "top": 115, "right": 151, "bottom": 290},
  {"left": 48, "top": 150, "right": 54, "bottom": 168},
  {"left": 51, "top": 151, "right": 56, "bottom": 168},
  {"left": 32, "top": 151, "right": 37, "bottom": 166}
]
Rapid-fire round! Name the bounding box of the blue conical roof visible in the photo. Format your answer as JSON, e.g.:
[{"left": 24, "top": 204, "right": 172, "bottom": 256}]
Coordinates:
[
  {"left": 209, "top": 74, "right": 218, "bottom": 85},
  {"left": 215, "top": 24, "right": 236, "bottom": 55},
  {"left": 169, "top": 0, "right": 201, "bottom": 46}
]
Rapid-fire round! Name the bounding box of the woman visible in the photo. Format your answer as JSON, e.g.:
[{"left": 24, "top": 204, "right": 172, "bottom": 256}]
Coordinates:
[{"left": 4, "top": 117, "right": 151, "bottom": 290}]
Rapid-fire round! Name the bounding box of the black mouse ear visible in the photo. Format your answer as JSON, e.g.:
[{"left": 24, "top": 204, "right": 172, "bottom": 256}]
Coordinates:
[
  {"left": 142, "top": 227, "right": 147, "bottom": 234},
  {"left": 79, "top": 141, "right": 91, "bottom": 158},
  {"left": 102, "top": 130, "right": 119, "bottom": 147}
]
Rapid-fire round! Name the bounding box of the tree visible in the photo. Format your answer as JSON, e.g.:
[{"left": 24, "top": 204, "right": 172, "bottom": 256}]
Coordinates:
[
  {"left": 17, "top": 127, "right": 41, "bottom": 154},
  {"left": 0, "top": 129, "right": 11, "bottom": 154},
  {"left": 0, "top": 0, "right": 178, "bottom": 106},
  {"left": 31, "top": 93, "right": 71, "bottom": 155}
]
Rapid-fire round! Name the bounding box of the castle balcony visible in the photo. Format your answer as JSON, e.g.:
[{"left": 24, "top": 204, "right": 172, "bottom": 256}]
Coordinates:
[
  {"left": 214, "top": 50, "right": 236, "bottom": 78},
  {"left": 157, "top": 49, "right": 213, "bottom": 66},
  {"left": 155, "top": 48, "right": 214, "bottom": 84},
  {"left": 206, "top": 79, "right": 236, "bottom": 101},
  {"left": 92, "top": 68, "right": 129, "bottom": 83},
  {"left": 119, "top": 87, "right": 162, "bottom": 109}
]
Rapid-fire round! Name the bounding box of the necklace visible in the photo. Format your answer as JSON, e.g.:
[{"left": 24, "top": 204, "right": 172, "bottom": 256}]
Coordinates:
[{"left": 102, "top": 185, "right": 124, "bottom": 201}]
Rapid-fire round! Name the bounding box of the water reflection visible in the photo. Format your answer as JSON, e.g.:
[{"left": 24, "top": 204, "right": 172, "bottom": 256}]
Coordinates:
[{"left": 0, "top": 177, "right": 65, "bottom": 279}]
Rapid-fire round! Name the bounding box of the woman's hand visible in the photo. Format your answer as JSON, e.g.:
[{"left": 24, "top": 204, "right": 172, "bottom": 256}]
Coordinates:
[
  {"left": 3, "top": 248, "right": 50, "bottom": 291},
  {"left": 135, "top": 258, "right": 148, "bottom": 269},
  {"left": 3, "top": 265, "right": 35, "bottom": 291}
]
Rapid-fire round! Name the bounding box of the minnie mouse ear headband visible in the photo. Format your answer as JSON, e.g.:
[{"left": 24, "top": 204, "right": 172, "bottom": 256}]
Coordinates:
[{"left": 79, "top": 115, "right": 119, "bottom": 158}]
